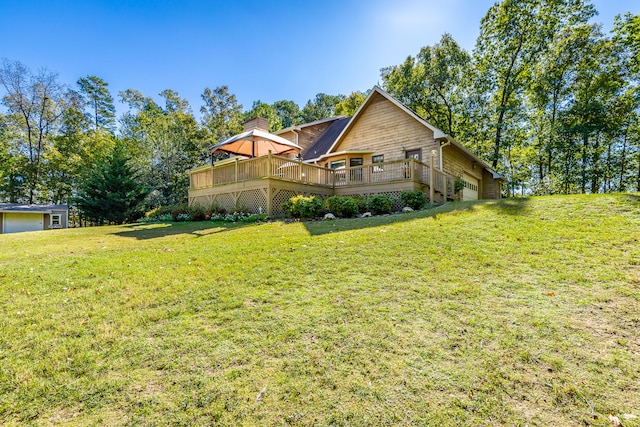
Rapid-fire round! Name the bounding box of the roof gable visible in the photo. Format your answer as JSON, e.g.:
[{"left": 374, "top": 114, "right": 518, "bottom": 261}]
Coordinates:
[{"left": 325, "top": 86, "right": 447, "bottom": 156}]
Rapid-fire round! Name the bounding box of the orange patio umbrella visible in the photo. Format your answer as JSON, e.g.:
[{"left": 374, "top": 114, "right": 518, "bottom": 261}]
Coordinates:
[{"left": 211, "top": 129, "right": 302, "bottom": 158}]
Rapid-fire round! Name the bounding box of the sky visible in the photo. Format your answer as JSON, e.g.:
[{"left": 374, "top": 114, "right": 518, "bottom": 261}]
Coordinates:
[{"left": 1, "top": 0, "right": 638, "bottom": 119}]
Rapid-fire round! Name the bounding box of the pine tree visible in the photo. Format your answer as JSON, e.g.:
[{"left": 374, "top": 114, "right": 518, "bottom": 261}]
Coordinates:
[{"left": 75, "top": 143, "right": 147, "bottom": 224}]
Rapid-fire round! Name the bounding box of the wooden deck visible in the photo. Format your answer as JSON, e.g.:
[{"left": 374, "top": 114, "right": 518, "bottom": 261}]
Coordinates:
[{"left": 189, "top": 153, "right": 455, "bottom": 215}]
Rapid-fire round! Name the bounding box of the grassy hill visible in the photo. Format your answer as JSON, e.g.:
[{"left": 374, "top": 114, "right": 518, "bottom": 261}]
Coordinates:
[{"left": 1, "top": 194, "right": 639, "bottom": 426}]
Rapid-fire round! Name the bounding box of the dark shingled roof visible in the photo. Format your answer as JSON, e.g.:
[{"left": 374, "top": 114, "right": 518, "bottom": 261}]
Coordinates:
[
  {"left": 0, "top": 203, "right": 68, "bottom": 212},
  {"left": 301, "top": 117, "right": 351, "bottom": 161}
]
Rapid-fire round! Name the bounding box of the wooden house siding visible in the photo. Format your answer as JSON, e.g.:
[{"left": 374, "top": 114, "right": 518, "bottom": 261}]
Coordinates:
[
  {"left": 441, "top": 144, "right": 480, "bottom": 180},
  {"left": 277, "top": 121, "right": 335, "bottom": 153},
  {"left": 482, "top": 169, "right": 502, "bottom": 199},
  {"left": 329, "top": 92, "right": 440, "bottom": 166},
  {"left": 441, "top": 144, "right": 502, "bottom": 200}
]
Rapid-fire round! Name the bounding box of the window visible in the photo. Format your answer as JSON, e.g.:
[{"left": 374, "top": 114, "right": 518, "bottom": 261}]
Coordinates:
[
  {"left": 464, "top": 180, "right": 478, "bottom": 191},
  {"left": 51, "top": 214, "right": 62, "bottom": 228},
  {"left": 372, "top": 155, "right": 384, "bottom": 173},
  {"left": 330, "top": 160, "right": 346, "bottom": 169},
  {"left": 331, "top": 160, "right": 346, "bottom": 182},
  {"left": 349, "top": 158, "right": 363, "bottom": 181},
  {"left": 405, "top": 149, "right": 421, "bottom": 161}
]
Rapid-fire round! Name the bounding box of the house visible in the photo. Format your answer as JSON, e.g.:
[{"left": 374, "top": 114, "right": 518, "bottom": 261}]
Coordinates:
[
  {"left": 188, "top": 86, "right": 502, "bottom": 215},
  {"left": 0, "top": 204, "right": 69, "bottom": 234}
]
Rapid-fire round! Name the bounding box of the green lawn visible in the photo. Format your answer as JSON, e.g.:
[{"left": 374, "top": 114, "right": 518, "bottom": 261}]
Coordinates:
[{"left": 1, "top": 194, "right": 639, "bottom": 426}]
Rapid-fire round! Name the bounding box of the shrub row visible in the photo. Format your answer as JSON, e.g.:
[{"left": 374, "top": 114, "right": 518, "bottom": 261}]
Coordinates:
[
  {"left": 140, "top": 203, "right": 267, "bottom": 223},
  {"left": 283, "top": 190, "right": 430, "bottom": 219}
]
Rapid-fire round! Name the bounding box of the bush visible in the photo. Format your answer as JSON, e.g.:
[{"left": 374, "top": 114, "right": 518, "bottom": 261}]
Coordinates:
[
  {"left": 349, "top": 194, "right": 368, "bottom": 213},
  {"left": 283, "top": 195, "right": 323, "bottom": 219},
  {"left": 400, "top": 190, "right": 427, "bottom": 210},
  {"left": 210, "top": 211, "right": 266, "bottom": 223},
  {"left": 188, "top": 205, "right": 207, "bottom": 221},
  {"left": 366, "top": 194, "right": 395, "bottom": 215},
  {"left": 454, "top": 178, "right": 465, "bottom": 193},
  {"left": 145, "top": 205, "right": 173, "bottom": 219},
  {"left": 324, "top": 196, "right": 360, "bottom": 218},
  {"left": 170, "top": 204, "right": 189, "bottom": 221}
]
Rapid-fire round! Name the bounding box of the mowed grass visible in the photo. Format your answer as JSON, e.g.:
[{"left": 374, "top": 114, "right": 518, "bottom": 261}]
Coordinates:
[{"left": 1, "top": 194, "right": 639, "bottom": 426}]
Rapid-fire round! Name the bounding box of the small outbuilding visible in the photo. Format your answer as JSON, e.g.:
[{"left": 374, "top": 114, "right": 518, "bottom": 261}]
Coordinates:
[{"left": 0, "top": 204, "right": 68, "bottom": 234}]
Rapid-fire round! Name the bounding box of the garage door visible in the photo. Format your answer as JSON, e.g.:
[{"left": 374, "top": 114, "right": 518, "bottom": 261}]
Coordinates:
[
  {"left": 3, "top": 213, "right": 44, "bottom": 234},
  {"left": 462, "top": 174, "right": 479, "bottom": 201}
]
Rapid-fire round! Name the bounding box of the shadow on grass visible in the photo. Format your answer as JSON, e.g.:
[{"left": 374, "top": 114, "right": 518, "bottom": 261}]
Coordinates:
[
  {"left": 302, "top": 197, "right": 534, "bottom": 236},
  {"left": 302, "top": 201, "right": 480, "bottom": 236},
  {"left": 113, "top": 221, "right": 249, "bottom": 240},
  {"left": 482, "top": 197, "right": 531, "bottom": 216},
  {"left": 619, "top": 193, "right": 640, "bottom": 204},
  {"left": 114, "top": 197, "right": 537, "bottom": 239}
]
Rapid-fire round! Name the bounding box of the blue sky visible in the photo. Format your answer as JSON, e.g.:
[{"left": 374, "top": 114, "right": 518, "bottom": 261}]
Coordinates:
[{"left": 1, "top": 0, "right": 638, "bottom": 118}]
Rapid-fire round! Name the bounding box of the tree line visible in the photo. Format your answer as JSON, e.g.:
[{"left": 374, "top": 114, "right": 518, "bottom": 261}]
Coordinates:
[
  {"left": 1, "top": 0, "right": 638, "bottom": 222},
  {"left": 0, "top": 64, "right": 363, "bottom": 217},
  {"left": 382, "top": 1, "right": 639, "bottom": 195}
]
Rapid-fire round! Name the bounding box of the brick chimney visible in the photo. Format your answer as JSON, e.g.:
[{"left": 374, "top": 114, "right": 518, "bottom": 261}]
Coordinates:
[{"left": 243, "top": 116, "right": 269, "bottom": 132}]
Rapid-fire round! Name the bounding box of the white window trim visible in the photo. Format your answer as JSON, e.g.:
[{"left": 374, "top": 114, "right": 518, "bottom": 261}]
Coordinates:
[{"left": 50, "top": 213, "right": 62, "bottom": 228}]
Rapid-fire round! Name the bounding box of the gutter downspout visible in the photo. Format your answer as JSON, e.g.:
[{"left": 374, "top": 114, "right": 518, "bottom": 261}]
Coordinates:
[
  {"left": 291, "top": 128, "right": 300, "bottom": 159},
  {"left": 439, "top": 137, "right": 451, "bottom": 171}
]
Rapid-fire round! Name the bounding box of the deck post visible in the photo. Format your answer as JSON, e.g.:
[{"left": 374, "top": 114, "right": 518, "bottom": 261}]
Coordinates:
[
  {"left": 267, "top": 185, "right": 273, "bottom": 217},
  {"left": 235, "top": 158, "right": 239, "bottom": 182},
  {"left": 298, "top": 157, "right": 303, "bottom": 181},
  {"left": 267, "top": 151, "right": 272, "bottom": 177},
  {"left": 429, "top": 151, "right": 436, "bottom": 204}
]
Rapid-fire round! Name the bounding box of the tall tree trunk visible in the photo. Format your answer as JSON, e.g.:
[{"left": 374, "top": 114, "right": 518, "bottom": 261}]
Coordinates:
[
  {"left": 605, "top": 139, "right": 612, "bottom": 192},
  {"left": 591, "top": 133, "right": 600, "bottom": 193},
  {"left": 581, "top": 134, "right": 588, "bottom": 194},
  {"left": 492, "top": 108, "right": 506, "bottom": 169},
  {"left": 619, "top": 126, "right": 628, "bottom": 191},
  {"left": 637, "top": 150, "right": 640, "bottom": 192}
]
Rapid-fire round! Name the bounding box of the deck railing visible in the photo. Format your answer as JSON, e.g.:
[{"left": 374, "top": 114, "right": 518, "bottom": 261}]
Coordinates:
[{"left": 190, "top": 153, "right": 455, "bottom": 199}]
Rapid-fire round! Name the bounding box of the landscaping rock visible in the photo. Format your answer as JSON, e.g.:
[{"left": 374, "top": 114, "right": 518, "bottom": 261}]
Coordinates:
[
  {"left": 361, "top": 212, "right": 372, "bottom": 218},
  {"left": 323, "top": 213, "right": 336, "bottom": 220},
  {"left": 402, "top": 207, "right": 414, "bottom": 213}
]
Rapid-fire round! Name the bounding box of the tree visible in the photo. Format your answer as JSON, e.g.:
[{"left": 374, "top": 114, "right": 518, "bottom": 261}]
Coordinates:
[
  {"left": 77, "top": 75, "right": 116, "bottom": 133},
  {"left": 382, "top": 33, "right": 471, "bottom": 136},
  {"left": 559, "top": 25, "right": 624, "bottom": 193},
  {"left": 119, "top": 88, "right": 205, "bottom": 206},
  {"left": 0, "top": 113, "right": 27, "bottom": 202},
  {"left": 334, "top": 91, "right": 367, "bottom": 116},
  {"left": 74, "top": 142, "right": 146, "bottom": 224},
  {"left": 244, "top": 100, "right": 282, "bottom": 131},
  {"left": 0, "top": 59, "right": 64, "bottom": 203},
  {"left": 473, "top": 0, "right": 595, "bottom": 168},
  {"left": 300, "top": 93, "right": 344, "bottom": 122},
  {"left": 272, "top": 100, "right": 301, "bottom": 128},
  {"left": 613, "top": 13, "right": 640, "bottom": 191},
  {"left": 200, "top": 86, "right": 243, "bottom": 143}
]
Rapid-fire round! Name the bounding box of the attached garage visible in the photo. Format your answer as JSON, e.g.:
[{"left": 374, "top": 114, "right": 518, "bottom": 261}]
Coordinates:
[
  {"left": 0, "top": 204, "right": 68, "bottom": 234},
  {"left": 461, "top": 173, "right": 479, "bottom": 201}
]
